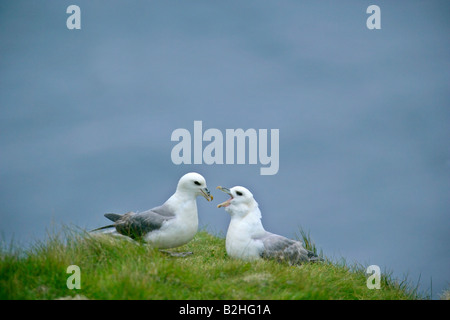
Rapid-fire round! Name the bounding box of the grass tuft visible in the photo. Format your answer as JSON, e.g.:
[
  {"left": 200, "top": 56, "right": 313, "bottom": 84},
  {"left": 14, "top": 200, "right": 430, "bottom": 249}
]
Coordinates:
[{"left": 0, "top": 226, "right": 422, "bottom": 300}]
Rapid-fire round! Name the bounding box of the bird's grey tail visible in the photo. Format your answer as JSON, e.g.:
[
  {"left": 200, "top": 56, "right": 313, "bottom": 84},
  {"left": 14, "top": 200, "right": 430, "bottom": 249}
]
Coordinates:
[
  {"left": 89, "top": 213, "right": 122, "bottom": 232},
  {"left": 307, "top": 250, "right": 324, "bottom": 262},
  {"left": 90, "top": 224, "right": 115, "bottom": 232},
  {"left": 104, "top": 213, "right": 122, "bottom": 222}
]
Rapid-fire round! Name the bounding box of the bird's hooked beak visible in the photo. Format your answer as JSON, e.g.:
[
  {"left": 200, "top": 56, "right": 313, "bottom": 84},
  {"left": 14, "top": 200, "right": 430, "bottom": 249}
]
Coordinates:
[
  {"left": 216, "top": 186, "right": 233, "bottom": 208},
  {"left": 200, "top": 187, "right": 213, "bottom": 201}
]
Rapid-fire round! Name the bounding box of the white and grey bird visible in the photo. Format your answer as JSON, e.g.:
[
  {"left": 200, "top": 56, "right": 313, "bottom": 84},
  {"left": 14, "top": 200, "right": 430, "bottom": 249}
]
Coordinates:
[
  {"left": 216, "top": 186, "right": 320, "bottom": 264},
  {"left": 92, "top": 172, "right": 213, "bottom": 249}
]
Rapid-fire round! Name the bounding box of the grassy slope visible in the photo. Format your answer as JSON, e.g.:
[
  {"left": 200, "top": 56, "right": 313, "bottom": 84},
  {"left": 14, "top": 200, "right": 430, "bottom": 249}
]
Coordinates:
[{"left": 0, "top": 229, "right": 420, "bottom": 300}]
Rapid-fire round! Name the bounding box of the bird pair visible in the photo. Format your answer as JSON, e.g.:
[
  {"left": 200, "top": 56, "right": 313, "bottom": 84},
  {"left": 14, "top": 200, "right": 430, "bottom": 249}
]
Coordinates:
[{"left": 93, "top": 172, "right": 320, "bottom": 264}]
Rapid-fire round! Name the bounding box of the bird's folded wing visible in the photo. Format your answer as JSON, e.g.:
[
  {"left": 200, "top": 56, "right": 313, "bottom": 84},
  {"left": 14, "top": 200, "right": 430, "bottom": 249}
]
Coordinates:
[
  {"left": 257, "top": 232, "right": 311, "bottom": 263},
  {"left": 115, "top": 205, "right": 175, "bottom": 240}
]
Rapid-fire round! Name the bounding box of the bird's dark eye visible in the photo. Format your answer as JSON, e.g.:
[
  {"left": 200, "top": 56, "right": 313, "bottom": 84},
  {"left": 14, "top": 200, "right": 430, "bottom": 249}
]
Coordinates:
[
  {"left": 194, "top": 181, "right": 201, "bottom": 186},
  {"left": 236, "top": 191, "right": 243, "bottom": 196}
]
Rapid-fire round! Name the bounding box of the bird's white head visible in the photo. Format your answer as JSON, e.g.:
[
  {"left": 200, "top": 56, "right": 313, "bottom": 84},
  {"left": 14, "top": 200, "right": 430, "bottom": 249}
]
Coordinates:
[
  {"left": 176, "top": 172, "right": 213, "bottom": 201},
  {"left": 216, "top": 186, "right": 258, "bottom": 217}
]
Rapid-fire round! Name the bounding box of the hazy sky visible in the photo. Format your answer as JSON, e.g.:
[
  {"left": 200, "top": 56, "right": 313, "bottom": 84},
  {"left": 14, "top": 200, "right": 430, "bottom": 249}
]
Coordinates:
[{"left": 1, "top": 1, "right": 449, "bottom": 298}]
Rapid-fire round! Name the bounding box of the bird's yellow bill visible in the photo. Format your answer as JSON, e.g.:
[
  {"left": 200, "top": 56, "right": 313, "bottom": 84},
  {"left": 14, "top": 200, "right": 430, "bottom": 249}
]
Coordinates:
[
  {"left": 216, "top": 186, "right": 232, "bottom": 208},
  {"left": 200, "top": 189, "right": 213, "bottom": 201}
]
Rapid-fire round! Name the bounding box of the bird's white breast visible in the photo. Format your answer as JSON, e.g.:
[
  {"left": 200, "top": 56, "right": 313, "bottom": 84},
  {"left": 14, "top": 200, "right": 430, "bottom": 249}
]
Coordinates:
[
  {"left": 226, "top": 218, "right": 265, "bottom": 261},
  {"left": 145, "top": 198, "right": 198, "bottom": 249}
]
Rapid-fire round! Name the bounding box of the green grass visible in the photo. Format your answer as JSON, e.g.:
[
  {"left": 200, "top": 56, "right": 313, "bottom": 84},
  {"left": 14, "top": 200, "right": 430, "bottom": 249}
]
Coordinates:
[{"left": 0, "top": 227, "right": 421, "bottom": 300}]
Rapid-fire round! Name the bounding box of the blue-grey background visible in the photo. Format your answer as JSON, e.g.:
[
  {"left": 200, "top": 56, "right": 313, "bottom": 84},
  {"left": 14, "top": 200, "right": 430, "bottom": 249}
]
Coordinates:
[{"left": 1, "top": 1, "right": 449, "bottom": 298}]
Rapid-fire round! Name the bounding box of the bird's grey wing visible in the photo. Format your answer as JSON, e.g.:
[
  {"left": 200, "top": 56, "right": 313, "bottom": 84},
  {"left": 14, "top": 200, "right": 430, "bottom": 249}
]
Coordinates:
[
  {"left": 115, "top": 205, "right": 175, "bottom": 240},
  {"left": 257, "top": 232, "right": 313, "bottom": 264},
  {"left": 149, "top": 204, "right": 177, "bottom": 217}
]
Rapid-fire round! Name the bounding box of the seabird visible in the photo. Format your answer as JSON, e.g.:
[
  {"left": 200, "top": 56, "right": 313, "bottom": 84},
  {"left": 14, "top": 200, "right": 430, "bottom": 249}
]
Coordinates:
[
  {"left": 92, "top": 172, "right": 213, "bottom": 249},
  {"left": 216, "top": 186, "right": 320, "bottom": 264}
]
